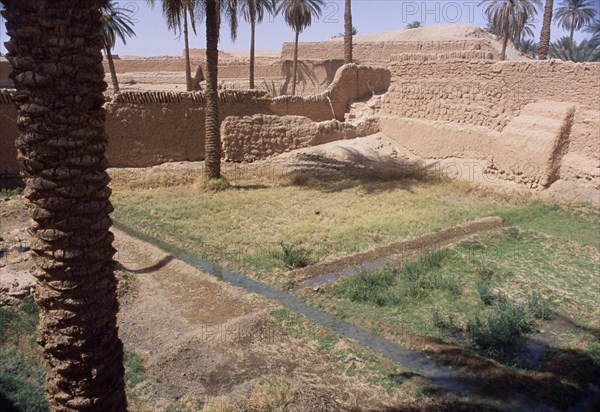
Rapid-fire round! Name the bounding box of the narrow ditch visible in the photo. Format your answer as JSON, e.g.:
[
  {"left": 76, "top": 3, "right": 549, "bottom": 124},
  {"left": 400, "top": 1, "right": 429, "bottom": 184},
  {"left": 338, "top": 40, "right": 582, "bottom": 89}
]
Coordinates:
[
  {"left": 289, "top": 216, "right": 505, "bottom": 292},
  {"left": 113, "top": 220, "right": 554, "bottom": 411}
]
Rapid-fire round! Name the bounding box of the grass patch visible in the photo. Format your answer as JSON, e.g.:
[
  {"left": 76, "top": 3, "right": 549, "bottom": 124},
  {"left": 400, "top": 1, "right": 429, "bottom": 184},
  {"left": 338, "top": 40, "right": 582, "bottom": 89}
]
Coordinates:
[
  {"left": 0, "top": 298, "right": 48, "bottom": 412},
  {"left": 269, "top": 243, "right": 313, "bottom": 270},
  {"left": 112, "top": 177, "right": 517, "bottom": 286}
]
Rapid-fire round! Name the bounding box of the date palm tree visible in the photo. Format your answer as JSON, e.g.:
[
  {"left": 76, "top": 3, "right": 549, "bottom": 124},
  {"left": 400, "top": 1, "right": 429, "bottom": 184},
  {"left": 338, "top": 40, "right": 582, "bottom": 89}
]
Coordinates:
[
  {"left": 555, "top": 0, "right": 597, "bottom": 44},
  {"left": 239, "top": 0, "right": 277, "bottom": 89},
  {"left": 406, "top": 21, "right": 422, "bottom": 29},
  {"left": 480, "top": 0, "right": 541, "bottom": 60},
  {"left": 102, "top": 1, "right": 136, "bottom": 93},
  {"left": 278, "top": 0, "right": 324, "bottom": 95},
  {"left": 1, "top": 0, "right": 126, "bottom": 410},
  {"left": 344, "top": 0, "right": 353, "bottom": 63},
  {"left": 148, "top": 0, "right": 198, "bottom": 91},
  {"left": 538, "top": 0, "right": 555, "bottom": 59},
  {"left": 197, "top": 0, "right": 238, "bottom": 179}
]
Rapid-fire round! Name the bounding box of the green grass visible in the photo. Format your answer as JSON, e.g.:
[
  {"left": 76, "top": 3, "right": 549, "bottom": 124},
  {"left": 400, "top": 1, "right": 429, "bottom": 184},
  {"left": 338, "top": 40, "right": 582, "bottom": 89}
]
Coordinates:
[
  {"left": 0, "top": 298, "right": 48, "bottom": 412},
  {"left": 112, "top": 178, "right": 523, "bottom": 287},
  {"left": 0, "top": 298, "right": 149, "bottom": 412}
]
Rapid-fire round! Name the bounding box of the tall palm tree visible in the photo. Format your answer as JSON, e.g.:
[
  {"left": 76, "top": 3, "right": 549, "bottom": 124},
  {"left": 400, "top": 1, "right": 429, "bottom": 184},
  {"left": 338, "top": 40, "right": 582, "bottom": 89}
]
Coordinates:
[
  {"left": 148, "top": 0, "right": 198, "bottom": 91},
  {"left": 586, "top": 18, "right": 600, "bottom": 38},
  {"left": 538, "top": 0, "right": 555, "bottom": 59},
  {"left": 101, "top": 1, "right": 136, "bottom": 93},
  {"left": 240, "top": 0, "right": 277, "bottom": 89},
  {"left": 1, "top": 0, "right": 126, "bottom": 410},
  {"left": 480, "top": 0, "right": 541, "bottom": 60},
  {"left": 197, "top": 0, "right": 238, "bottom": 179},
  {"left": 278, "top": 0, "right": 324, "bottom": 96},
  {"left": 555, "top": 0, "right": 598, "bottom": 44},
  {"left": 344, "top": 0, "right": 353, "bottom": 63}
]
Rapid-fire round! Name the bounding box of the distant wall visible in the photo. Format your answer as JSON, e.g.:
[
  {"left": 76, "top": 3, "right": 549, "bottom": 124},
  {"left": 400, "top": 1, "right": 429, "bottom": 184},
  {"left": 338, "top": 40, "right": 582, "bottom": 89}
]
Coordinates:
[
  {"left": 102, "top": 58, "right": 345, "bottom": 96},
  {"left": 380, "top": 60, "right": 600, "bottom": 189},
  {"left": 281, "top": 40, "right": 499, "bottom": 63}
]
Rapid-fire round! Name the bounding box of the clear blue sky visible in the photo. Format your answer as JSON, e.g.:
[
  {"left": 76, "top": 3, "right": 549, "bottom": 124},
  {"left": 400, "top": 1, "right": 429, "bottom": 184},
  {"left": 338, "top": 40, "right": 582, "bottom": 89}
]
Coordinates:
[{"left": 1, "top": 1, "right": 597, "bottom": 57}]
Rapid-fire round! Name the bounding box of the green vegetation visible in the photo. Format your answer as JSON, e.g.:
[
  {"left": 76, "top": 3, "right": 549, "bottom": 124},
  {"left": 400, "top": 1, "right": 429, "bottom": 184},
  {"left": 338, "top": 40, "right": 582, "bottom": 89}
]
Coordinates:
[
  {"left": 0, "top": 298, "right": 149, "bottom": 412},
  {"left": 269, "top": 242, "right": 313, "bottom": 269},
  {"left": 0, "top": 298, "right": 47, "bottom": 412},
  {"left": 113, "top": 177, "right": 525, "bottom": 287}
]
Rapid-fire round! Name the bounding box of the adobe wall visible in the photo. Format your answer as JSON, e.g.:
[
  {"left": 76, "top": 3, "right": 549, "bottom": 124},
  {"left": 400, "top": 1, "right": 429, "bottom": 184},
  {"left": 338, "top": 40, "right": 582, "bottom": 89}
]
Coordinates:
[
  {"left": 380, "top": 60, "right": 600, "bottom": 189},
  {"left": 98, "top": 57, "right": 345, "bottom": 96},
  {"left": 222, "top": 115, "right": 361, "bottom": 161},
  {"left": 281, "top": 40, "right": 499, "bottom": 63},
  {"left": 0, "top": 64, "right": 389, "bottom": 172}
]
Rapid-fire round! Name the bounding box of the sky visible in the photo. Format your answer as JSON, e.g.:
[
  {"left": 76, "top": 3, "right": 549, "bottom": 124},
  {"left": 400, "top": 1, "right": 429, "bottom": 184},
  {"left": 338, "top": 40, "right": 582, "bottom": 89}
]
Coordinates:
[{"left": 1, "top": 1, "right": 598, "bottom": 57}]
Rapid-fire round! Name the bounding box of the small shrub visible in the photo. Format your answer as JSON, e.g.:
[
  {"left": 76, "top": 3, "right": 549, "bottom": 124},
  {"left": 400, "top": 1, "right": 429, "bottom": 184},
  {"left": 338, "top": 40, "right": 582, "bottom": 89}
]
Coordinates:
[
  {"left": 432, "top": 308, "right": 459, "bottom": 332},
  {"left": 477, "top": 280, "right": 495, "bottom": 306},
  {"left": 526, "top": 292, "right": 553, "bottom": 320},
  {"left": 467, "top": 298, "right": 533, "bottom": 358},
  {"left": 269, "top": 243, "right": 312, "bottom": 270},
  {"left": 335, "top": 268, "right": 400, "bottom": 307},
  {"left": 506, "top": 227, "right": 521, "bottom": 240}
]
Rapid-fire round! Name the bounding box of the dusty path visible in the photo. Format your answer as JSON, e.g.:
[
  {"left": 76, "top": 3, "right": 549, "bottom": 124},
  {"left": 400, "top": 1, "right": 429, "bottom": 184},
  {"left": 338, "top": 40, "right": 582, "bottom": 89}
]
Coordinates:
[{"left": 113, "top": 227, "right": 415, "bottom": 410}]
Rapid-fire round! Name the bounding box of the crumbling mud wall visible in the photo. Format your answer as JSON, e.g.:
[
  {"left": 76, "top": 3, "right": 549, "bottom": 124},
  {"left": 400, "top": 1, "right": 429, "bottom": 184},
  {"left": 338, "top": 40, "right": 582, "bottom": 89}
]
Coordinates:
[
  {"left": 222, "top": 115, "right": 361, "bottom": 161},
  {"left": 104, "top": 90, "right": 272, "bottom": 167},
  {"left": 1, "top": 64, "right": 389, "bottom": 171},
  {"left": 271, "top": 64, "right": 391, "bottom": 122},
  {"left": 101, "top": 57, "right": 344, "bottom": 97},
  {"left": 281, "top": 40, "right": 500, "bottom": 63},
  {"left": 380, "top": 60, "right": 600, "bottom": 191}
]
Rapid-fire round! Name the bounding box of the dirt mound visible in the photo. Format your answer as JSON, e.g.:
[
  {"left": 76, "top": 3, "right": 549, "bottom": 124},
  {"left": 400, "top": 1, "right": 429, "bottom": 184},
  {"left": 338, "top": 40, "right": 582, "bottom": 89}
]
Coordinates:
[{"left": 326, "top": 24, "right": 527, "bottom": 60}]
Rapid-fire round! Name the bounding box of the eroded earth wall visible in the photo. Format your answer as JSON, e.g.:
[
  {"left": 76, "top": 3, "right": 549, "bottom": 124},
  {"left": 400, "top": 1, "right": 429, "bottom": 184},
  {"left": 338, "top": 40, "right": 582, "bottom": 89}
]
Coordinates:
[
  {"left": 1, "top": 65, "right": 389, "bottom": 172},
  {"left": 380, "top": 60, "right": 600, "bottom": 192}
]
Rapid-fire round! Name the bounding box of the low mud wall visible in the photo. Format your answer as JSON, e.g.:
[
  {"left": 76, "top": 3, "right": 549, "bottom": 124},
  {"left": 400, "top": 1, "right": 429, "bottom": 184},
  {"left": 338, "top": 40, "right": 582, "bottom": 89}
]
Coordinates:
[
  {"left": 0, "top": 64, "right": 390, "bottom": 171},
  {"left": 380, "top": 60, "right": 600, "bottom": 191},
  {"left": 281, "top": 39, "right": 500, "bottom": 63}
]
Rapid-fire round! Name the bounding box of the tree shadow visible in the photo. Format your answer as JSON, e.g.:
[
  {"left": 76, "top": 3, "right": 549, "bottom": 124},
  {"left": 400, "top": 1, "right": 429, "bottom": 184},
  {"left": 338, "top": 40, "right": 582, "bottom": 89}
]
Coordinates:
[
  {"left": 278, "top": 148, "right": 446, "bottom": 194},
  {"left": 420, "top": 332, "right": 600, "bottom": 411},
  {"left": 0, "top": 394, "right": 18, "bottom": 412},
  {"left": 116, "top": 254, "right": 174, "bottom": 274}
]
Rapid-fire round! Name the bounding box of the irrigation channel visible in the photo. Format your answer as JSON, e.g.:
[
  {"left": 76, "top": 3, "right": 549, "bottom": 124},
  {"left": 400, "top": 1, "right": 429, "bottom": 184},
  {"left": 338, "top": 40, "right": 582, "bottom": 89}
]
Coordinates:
[{"left": 113, "top": 219, "right": 596, "bottom": 412}]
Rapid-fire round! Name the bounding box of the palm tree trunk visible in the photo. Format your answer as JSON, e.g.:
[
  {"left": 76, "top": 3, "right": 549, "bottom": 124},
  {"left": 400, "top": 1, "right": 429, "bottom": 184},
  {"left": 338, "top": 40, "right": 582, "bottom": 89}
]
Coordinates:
[
  {"left": 250, "top": 18, "right": 256, "bottom": 89},
  {"left": 292, "top": 29, "right": 299, "bottom": 96},
  {"left": 538, "top": 0, "right": 554, "bottom": 59},
  {"left": 3, "top": 1, "right": 126, "bottom": 410},
  {"left": 570, "top": 17, "right": 575, "bottom": 45},
  {"left": 106, "top": 46, "right": 120, "bottom": 93},
  {"left": 205, "top": 0, "right": 221, "bottom": 179},
  {"left": 184, "top": 8, "right": 193, "bottom": 92},
  {"left": 501, "top": 35, "right": 509, "bottom": 60},
  {"left": 344, "top": 0, "right": 353, "bottom": 64}
]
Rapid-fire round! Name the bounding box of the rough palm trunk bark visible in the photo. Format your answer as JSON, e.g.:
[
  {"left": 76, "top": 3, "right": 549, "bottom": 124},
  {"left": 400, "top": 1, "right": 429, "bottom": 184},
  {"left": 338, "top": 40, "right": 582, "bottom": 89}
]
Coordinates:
[
  {"left": 205, "top": 0, "right": 221, "bottom": 179},
  {"left": 538, "top": 0, "right": 554, "bottom": 59},
  {"left": 291, "top": 29, "right": 299, "bottom": 96},
  {"left": 2, "top": 0, "right": 126, "bottom": 410},
  {"left": 184, "top": 8, "right": 193, "bottom": 92},
  {"left": 250, "top": 17, "right": 256, "bottom": 89},
  {"left": 105, "top": 46, "right": 120, "bottom": 93},
  {"left": 344, "top": 0, "right": 353, "bottom": 64}
]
